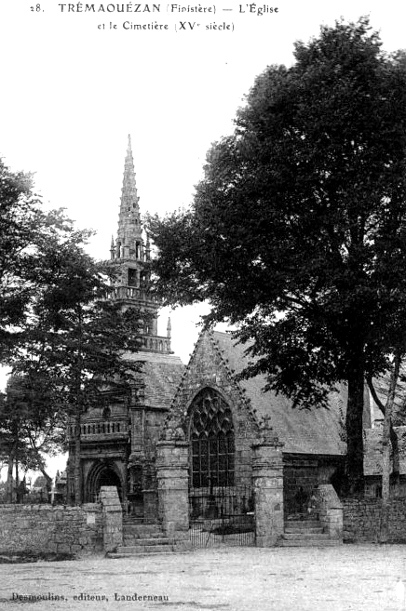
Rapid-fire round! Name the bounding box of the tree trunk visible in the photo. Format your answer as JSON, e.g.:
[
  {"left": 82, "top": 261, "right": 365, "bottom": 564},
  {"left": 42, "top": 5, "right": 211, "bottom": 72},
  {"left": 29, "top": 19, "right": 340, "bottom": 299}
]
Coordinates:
[
  {"left": 15, "top": 458, "right": 20, "bottom": 503},
  {"left": 73, "top": 309, "right": 84, "bottom": 506},
  {"left": 6, "top": 450, "right": 15, "bottom": 503},
  {"left": 6, "top": 435, "right": 19, "bottom": 503},
  {"left": 379, "top": 353, "right": 400, "bottom": 543},
  {"left": 345, "top": 364, "right": 365, "bottom": 494},
  {"left": 73, "top": 409, "right": 82, "bottom": 505}
]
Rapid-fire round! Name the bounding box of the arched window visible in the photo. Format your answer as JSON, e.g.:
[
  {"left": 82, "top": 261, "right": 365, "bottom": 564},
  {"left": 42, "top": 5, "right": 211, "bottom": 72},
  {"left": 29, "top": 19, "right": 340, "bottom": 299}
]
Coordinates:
[
  {"left": 190, "top": 388, "right": 234, "bottom": 488},
  {"left": 128, "top": 268, "right": 137, "bottom": 286}
]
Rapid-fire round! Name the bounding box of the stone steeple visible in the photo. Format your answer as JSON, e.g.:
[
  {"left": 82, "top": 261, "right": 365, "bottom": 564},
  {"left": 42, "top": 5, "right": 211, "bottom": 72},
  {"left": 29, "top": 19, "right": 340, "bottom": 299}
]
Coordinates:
[
  {"left": 110, "top": 135, "right": 172, "bottom": 354},
  {"left": 116, "top": 135, "right": 142, "bottom": 259}
]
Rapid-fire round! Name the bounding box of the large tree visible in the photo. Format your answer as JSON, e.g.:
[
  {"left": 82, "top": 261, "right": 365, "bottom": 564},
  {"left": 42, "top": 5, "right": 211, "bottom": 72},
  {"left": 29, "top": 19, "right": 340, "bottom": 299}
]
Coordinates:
[
  {"left": 0, "top": 159, "right": 42, "bottom": 360},
  {"left": 148, "top": 18, "right": 406, "bottom": 492}
]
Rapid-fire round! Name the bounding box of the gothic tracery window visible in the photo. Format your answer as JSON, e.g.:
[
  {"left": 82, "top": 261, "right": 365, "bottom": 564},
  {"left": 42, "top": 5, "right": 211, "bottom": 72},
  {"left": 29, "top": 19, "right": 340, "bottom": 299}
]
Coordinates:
[{"left": 190, "top": 388, "right": 234, "bottom": 488}]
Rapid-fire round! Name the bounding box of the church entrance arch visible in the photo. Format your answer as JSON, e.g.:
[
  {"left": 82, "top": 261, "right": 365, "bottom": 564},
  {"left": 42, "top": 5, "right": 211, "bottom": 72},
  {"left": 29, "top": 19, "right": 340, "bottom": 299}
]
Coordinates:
[{"left": 86, "top": 461, "right": 123, "bottom": 503}]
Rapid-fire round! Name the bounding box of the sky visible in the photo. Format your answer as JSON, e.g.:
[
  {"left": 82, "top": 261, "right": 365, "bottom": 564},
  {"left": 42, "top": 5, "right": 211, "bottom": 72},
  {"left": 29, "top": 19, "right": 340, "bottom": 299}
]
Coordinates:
[{"left": 1, "top": 0, "right": 405, "bottom": 476}]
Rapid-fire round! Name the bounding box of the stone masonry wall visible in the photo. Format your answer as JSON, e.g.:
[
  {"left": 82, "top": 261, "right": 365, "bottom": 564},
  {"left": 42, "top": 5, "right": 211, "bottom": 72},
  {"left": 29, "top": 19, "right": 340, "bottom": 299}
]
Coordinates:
[
  {"left": 343, "top": 498, "right": 406, "bottom": 543},
  {"left": 0, "top": 504, "right": 103, "bottom": 555}
]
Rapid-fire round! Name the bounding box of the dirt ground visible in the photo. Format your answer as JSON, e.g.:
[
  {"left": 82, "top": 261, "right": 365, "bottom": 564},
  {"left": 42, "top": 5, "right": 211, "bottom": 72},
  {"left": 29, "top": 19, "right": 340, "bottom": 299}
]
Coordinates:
[{"left": 1, "top": 544, "right": 406, "bottom": 611}]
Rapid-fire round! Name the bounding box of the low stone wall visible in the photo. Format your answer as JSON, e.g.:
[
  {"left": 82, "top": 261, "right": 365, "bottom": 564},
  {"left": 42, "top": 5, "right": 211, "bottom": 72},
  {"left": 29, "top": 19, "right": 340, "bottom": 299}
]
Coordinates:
[
  {"left": 0, "top": 504, "right": 103, "bottom": 555},
  {"left": 343, "top": 497, "right": 406, "bottom": 543}
]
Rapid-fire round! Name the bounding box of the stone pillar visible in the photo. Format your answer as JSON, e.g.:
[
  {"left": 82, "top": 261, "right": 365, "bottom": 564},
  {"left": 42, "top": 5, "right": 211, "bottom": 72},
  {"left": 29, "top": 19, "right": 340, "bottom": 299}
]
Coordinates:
[
  {"left": 252, "top": 427, "right": 284, "bottom": 547},
  {"left": 99, "top": 486, "right": 123, "bottom": 553},
  {"left": 156, "top": 440, "right": 190, "bottom": 547}
]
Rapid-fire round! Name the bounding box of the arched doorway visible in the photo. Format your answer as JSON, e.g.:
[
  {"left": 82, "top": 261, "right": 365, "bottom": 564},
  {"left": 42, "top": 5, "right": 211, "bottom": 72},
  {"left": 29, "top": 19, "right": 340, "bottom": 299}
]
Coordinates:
[
  {"left": 86, "top": 462, "right": 123, "bottom": 503},
  {"left": 99, "top": 468, "right": 121, "bottom": 490}
]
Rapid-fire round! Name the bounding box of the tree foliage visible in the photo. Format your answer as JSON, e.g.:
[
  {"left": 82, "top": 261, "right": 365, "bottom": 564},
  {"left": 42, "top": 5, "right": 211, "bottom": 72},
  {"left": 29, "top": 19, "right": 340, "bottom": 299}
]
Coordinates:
[
  {"left": 0, "top": 159, "right": 42, "bottom": 357},
  {"left": 0, "top": 374, "right": 65, "bottom": 501},
  {"left": 148, "top": 18, "right": 406, "bottom": 491}
]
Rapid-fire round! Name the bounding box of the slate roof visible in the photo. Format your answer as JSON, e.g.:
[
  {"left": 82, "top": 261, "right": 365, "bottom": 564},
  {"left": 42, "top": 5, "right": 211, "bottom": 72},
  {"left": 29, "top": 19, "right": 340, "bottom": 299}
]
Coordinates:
[
  {"left": 213, "top": 331, "right": 347, "bottom": 456},
  {"left": 125, "top": 351, "right": 185, "bottom": 410}
]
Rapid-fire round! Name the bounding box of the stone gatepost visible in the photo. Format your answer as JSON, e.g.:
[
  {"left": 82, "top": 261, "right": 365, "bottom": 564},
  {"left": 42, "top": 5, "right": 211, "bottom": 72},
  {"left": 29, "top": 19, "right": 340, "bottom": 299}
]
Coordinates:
[
  {"left": 156, "top": 439, "right": 190, "bottom": 548},
  {"left": 315, "top": 484, "right": 343, "bottom": 541},
  {"left": 99, "top": 486, "right": 123, "bottom": 553},
  {"left": 252, "top": 422, "right": 284, "bottom": 547}
]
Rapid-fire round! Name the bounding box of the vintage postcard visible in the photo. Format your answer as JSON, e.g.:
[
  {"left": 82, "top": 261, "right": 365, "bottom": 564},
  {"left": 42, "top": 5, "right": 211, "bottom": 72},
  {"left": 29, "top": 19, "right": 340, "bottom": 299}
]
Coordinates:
[{"left": 0, "top": 0, "right": 406, "bottom": 609}]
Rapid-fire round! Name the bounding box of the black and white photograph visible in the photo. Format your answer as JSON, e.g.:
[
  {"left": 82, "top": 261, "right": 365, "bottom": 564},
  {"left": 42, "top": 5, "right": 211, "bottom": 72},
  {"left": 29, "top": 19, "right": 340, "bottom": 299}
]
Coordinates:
[{"left": 1, "top": 1, "right": 406, "bottom": 609}]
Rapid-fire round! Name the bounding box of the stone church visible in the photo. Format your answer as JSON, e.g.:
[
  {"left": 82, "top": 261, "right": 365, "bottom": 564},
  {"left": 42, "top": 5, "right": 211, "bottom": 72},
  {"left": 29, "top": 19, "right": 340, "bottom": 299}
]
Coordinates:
[
  {"left": 66, "top": 136, "right": 396, "bottom": 519},
  {"left": 66, "top": 137, "right": 185, "bottom": 510}
]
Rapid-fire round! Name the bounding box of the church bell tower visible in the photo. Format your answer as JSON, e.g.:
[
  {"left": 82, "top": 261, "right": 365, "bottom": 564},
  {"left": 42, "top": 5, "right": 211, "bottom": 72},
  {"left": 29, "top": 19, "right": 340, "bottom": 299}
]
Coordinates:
[{"left": 110, "top": 135, "right": 172, "bottom": 354}]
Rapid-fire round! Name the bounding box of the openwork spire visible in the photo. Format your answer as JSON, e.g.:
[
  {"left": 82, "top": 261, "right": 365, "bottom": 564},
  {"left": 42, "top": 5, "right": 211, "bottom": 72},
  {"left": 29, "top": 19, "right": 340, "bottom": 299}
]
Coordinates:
[
  {"left": 120, "top": 134, "right": 140, "bottom": 221},
  {"left": 114, "top": 135, "right": 142, "bottom": 260}
]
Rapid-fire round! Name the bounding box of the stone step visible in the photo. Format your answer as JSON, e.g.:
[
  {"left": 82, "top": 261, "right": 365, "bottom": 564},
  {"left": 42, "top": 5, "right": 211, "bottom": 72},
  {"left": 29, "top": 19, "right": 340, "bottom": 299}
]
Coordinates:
[
  {"left": 279, "top": 538, "right": 342, "bottom": 547},
  {"left": 108, "top": 550, "right": 175, "bottom": 558},
  {"left": 284, "top": 520, "right": 321, "bottom": 529},
  {"left": 123, "top": 529, "right": 165, "bottom": 536},
  {"left": 284, "top": 527, "right": 324, "bottom": 535},
  {"left": 115, "top": 544, "right": 175, "bottom": 554},
  {"left": 122, "top": 538, "right": 171, "bottom": 546},
  {"left": 123, "top": 531, "right": 165, "bottom": 539},
  {"left": 123, "top": 524, "right": 163, "bottom": 528},
  {"left": 123, "top": 537, "right": 165, "bottom": 545},
  {"left": 123, "top": 527, "right": 164, "bottom": 536},
  {"left": 123, "top": 518, "right": 159, "bottom": 524},
  {"left": 282, "top": 532, "right": 330, "bottom": 541},
  {"left": 123, "top": 520, "right": 159, "bottom": 527}
]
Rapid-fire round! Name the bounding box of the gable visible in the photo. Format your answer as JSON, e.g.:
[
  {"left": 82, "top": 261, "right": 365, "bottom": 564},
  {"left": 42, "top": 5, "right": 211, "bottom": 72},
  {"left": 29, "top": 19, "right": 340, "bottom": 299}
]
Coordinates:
[{"left": 167, "top": 329, "right": 258, "bottom": 436}]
